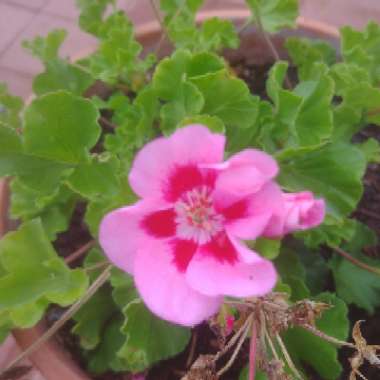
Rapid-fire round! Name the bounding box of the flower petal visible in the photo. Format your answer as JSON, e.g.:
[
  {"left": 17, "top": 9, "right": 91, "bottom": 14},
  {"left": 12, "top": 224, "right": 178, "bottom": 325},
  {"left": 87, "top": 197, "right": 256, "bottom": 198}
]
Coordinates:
[
  {"left": 223, "top": 182, "right": 284, "bottom": 240},
  {"left": 129, "top": 125, "right": 225, "bottom": 200},
  {"left": 283, "top": 192, "right": 325, "bottom": 232},
  {"left": 214, "top": 149, "right": 279, "bottom": 197},
  {"left": 134, "top": 239, "right": 222, "bottom": 326},
  {"left": 263, "top": 191, "right": 325, "bottom": 237},
  {"left": 99, "top": 200, "right": 167, "bottom": 274},
  {"left": 186, "top": 235, "right": 277, "bottom": 297},
  {"left": 171, "top": 238, "right": 198, "bottom": 273},
  {"left": 141, "top": 208, "right": 176, "bottom": 238}
]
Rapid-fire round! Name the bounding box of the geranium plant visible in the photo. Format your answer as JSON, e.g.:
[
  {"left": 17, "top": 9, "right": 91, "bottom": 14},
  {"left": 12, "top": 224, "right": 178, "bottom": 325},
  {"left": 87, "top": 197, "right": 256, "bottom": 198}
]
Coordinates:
[{"left": 0, "top": 0, "right": 380, "bottom": 379}]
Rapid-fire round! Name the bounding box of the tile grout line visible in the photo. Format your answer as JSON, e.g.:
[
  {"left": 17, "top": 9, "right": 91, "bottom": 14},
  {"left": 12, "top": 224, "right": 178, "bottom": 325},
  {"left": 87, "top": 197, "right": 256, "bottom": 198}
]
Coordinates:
[
  {"left": 0, "top": 65, "right": 34, "bottom": 79},
  {"left": 2, "top": 0, "right": 47, "bottom": 13}
]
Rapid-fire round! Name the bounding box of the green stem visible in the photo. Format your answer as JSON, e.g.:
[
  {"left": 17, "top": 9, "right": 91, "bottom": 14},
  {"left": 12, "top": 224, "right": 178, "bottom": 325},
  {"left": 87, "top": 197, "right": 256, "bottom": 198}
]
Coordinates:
[{"left": 252, "top": 10, "right": 292, "bottom": 88}]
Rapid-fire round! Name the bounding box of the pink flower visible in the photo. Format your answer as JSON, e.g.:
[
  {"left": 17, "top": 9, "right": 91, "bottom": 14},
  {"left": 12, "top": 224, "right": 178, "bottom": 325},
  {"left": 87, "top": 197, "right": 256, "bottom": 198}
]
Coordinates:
[
  {"left": 225, "top": 315, "right": 235, "bottom": 336},
  {"left": 263, "top": 191, "right": 325, "bottom": 238},
  {"left": 99, "top": 125, "right": 324, "bottom": 326}
]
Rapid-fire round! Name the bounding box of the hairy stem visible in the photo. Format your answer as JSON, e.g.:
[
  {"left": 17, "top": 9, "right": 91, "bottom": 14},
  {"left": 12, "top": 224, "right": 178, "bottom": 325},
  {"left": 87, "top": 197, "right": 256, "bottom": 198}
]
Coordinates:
[
  {"left": 214, "top": 314, "right": 253, "bottom": 363},
  {"left": 218, "top": 316, "right": 253, "bottom": 377},
  {"left": 99, "top": 116, "right": 117, "bottom": 130},
  {"left": 186, "top": 331, "right": 198, "bottom": 368},
  {"left": 64, "top": 240, "right": 96, "bottom": 264},
  {"left": 84, "top": 260, "right": 110, "bottom": 273},
  {"left": 331, "top": 245, "right": 380, "bottom": 277},
  {"left": 301, "top": 324, "right": 356, "bottom": 348},
  {"left": 0, "top": 265, "right": 112, "bottom": 376},
  {"left": 276, "top": 333, "right": 304, "bottom": 380},
  {"left": 264, "top": 329, "right": 280, "bottom": 361},
  {"left": 149, "top": 0, "right": 165, "bottom": 31},
  {"left": 248, "top": 320, "right": 258, "bottom": 380}
]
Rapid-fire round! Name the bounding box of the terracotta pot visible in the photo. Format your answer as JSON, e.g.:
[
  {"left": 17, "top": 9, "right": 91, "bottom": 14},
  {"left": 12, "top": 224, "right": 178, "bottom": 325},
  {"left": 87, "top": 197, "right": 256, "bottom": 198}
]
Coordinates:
[{"left": 0, "top": 9, "right": 339, "bottom": 380}]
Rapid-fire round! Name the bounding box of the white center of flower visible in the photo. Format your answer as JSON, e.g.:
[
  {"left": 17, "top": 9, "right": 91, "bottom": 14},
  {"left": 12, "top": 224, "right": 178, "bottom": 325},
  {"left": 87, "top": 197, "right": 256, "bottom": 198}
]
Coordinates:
[{"left": 174, "top": 186, "right": 224, "bottom": 244}]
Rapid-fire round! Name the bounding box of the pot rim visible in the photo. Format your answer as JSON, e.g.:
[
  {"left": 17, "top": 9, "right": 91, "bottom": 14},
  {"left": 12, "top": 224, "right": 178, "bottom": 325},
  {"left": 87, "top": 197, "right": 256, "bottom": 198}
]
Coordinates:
[{"left": 1, "top": 8, "right": 339, "bottom": 380}]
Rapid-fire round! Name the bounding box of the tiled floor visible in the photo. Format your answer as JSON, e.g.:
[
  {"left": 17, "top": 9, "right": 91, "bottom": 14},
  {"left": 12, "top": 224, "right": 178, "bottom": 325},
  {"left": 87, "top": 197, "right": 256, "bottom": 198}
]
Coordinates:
[
  {"left": 1, "top": 0, "right": 380, "bottom": 99},
  {"left": 0, "top": 0, "right": 156, "bottom": 98}
]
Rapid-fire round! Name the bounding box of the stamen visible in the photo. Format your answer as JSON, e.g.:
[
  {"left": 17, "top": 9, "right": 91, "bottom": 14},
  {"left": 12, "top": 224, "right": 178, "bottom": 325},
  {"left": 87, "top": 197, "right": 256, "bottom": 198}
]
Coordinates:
[{"left": 175, "top": 186, "right": 224, "bottom": 244}]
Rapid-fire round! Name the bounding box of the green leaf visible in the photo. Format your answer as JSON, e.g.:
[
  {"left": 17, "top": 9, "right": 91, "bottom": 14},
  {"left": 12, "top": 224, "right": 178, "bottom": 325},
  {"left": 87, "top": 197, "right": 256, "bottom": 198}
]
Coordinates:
[
  {"left": 285, "top": 37, "right": 336, "bottom": 81},
  {"left": 284, "top": 293, "right": 349, "bottom": 380},
  {"left": 160, "top": 0, "right": 203, "bottom": 15},
  {"left": 0, "top": 219, "right": 88, "bottom": 327},
  {"left": 23, "top": 29, "right": 94, "bottom": 95},
  {"left": 0, "top": 123, "right": 22, "bottom": 155},
  {"left": 358, "top": 138, "right": 380, "bottom": 163},
  {"left": 132, "top": 86, "right": 159, "bottom": 147},
  {"left": 298, "top": 247, "right": 329, "bottom": 295},
  {"left": 179, "top": 114, "right": 225, "bottom": 133},
  {"left": 0, "top": 124, "right": 72, "bottom": 193},
  {"left": 9, "top": 299, "right": 48, "bottom": 328},
  {"left": 279, "top": 143, "right": 366, "bottom": 219},
  {"left": 298, "top": 217, "right": 357, "bottom": 249},
  {"left": 293, "top": 77, "right": 334, "bottom": 146},
  {"left": 33, "top": 62, "right": 93, "bottom": 96},
  {"left": 23, "top": 29, "right": 66, "bottom": 63},
  {"left": 87, "top": 315, "right": 128, "bottom": 374},
  {"left": 251, "top": 237, "right": 281, "bottom": 259},
  {"left": 24, "top": 91, "right": 100, "bottom": 164},
  {"left": 10, "top": 179, "right": 76, "bottom": 240},
  {"left": 84, "top": 178, "right": 137, "bottom": 236},
  {"left": 0, "top": 83, "right": 23, "bottom": 129},
  {"left": 246, "top": 0, "right": 299, "bottom": 34},
  {"left": 88, "top": 11, "right": 153, "bottom": 86},
  {"left": 331, "top": 104, "right": 362, "bottom": 142},
  {"left": 110, "top": 268, "right": 138, "bottom": 308},
  {"left": 198, "top": 18, "right": 239, "bottom": 51},
  {"left": 160, "top": 0, "right": 203, "bottom": 50},
  {"left": 67, "top": 156, "right": 120, "bottom": 201},
  {"left": 191, "top": 70, "right": 259, "bottom": 128},
  {"left": 266, "top": 61, "right": 334, "bottom": 148},
  {"left": 186, "top": 51, "right": 225, "bottom": 78},
  {"left": 0, "top": 124, "right": 70, "bottom": 193},
  {"left": 102, "top": 90, "right": 154, "bottom": 156},
  {"left": 153, "top": 50, "right": 191, "bottom": 102},
  {"left": 72, "top": 286, "right": 117, "bottom": 350},
  {"left": 153, "top": 50, "right": 204, "bottom": 132},
  {"left": 275, "top": 249, "right": 310, "bottom": 301},
  {"left": 118, "top": 299, "right": 191, "bottom": 372},
  {"left": 340, "top": 21, "right": 380, "bottom": 84},
  {"left": 330, "top": 222, "right": 380, "bottom": 313},
  {"left": 76, "top": 0, "right": 115, "bottom": 36},
  {"left": 330, "top": 63, "right": 380, "bottom": 129},
  {"left": 160, "top": 82, "right": 204, "bottom": 132}
]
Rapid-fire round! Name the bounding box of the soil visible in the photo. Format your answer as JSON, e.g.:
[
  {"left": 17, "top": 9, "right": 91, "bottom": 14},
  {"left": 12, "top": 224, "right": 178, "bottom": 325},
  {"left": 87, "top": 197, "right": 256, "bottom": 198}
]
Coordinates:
[{"left": 47, "top": 55, "right": 380, "bottom": 380}]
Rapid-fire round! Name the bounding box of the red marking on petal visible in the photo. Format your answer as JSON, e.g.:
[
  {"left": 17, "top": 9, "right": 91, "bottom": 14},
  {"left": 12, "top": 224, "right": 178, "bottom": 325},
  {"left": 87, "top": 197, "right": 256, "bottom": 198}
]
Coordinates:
[
  {"left": 171, "top": 239, "right": 198, "bottom": 272},
  {"left": 221, "top": 199, "right": 249, "bottom": 221},
  {"left": 164, "top": 165, "right": 204, "bottom": 202},
  {"left": 203, "top": 169, "right": 217, "bottom": 189},
  {"left": 202, "top": 233, "right": 238, "bottom": 264},
  {"left": 141, "top": 209, "right": 176, "bottom": 238}
]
